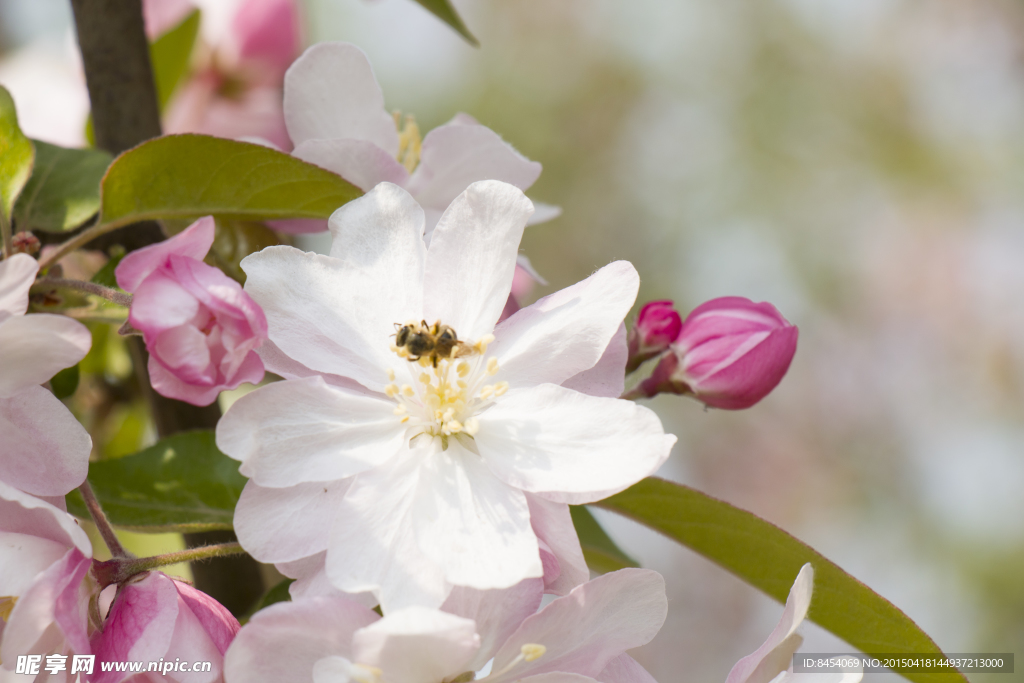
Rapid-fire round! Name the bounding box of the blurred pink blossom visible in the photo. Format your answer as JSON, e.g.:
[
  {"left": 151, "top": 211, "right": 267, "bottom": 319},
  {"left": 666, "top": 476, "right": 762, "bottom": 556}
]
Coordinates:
[
  {"left": 89, "top": 571, "right": 239, "bottom": 683},
  {"left": 628, "top": 296, "right": 797, "bottom": 409},
  {"left": 0, "top": 254, "right": 92, "bottom": 498},
  {"left": 0, "top": 481, "right": 95, "bottom": 675},
  {"left": 626, "top": 300, "right": 683, "bottom": 372},
  {"left": 151, "top": 0, "right": 302, "bottom": 150},
  {"left": 115, "top": 217, "right": 267, "bottom": 406}
]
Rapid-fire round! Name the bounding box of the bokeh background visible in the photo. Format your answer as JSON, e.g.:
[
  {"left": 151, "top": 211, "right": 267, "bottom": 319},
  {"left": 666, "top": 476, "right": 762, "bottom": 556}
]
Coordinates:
[{"left": 2, "top": 0, "right": 1023, "bottom": 680}]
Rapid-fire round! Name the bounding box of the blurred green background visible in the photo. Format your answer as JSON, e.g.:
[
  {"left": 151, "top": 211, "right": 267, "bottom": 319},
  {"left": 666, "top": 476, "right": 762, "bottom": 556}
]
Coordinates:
[{"left": 2, "top": 0, "right": 1022, "bottom": 680}]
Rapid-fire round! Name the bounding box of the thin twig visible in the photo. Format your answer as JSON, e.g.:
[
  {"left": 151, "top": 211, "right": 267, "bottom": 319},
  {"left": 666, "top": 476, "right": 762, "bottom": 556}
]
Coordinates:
[
  {"left": 33, "top": 276, "right": 133, "bottom": 307},
  {"left": 78, "top": 481, "right": 127, "bottom": 558},
  {"left": 91, "top": 543, "right": 248, "bottom": 589}
]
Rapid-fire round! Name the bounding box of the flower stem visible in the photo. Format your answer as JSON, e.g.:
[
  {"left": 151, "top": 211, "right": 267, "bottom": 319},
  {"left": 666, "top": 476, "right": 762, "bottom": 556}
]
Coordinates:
[
  {"left": 92, "top": 543, "right": 248, "bottom": 589},
  {"left": 33, "top": 276, "right": 133, "bottom": 307},
  {"left": 78, "top": 481, "right": 127, "bottom": 558}
]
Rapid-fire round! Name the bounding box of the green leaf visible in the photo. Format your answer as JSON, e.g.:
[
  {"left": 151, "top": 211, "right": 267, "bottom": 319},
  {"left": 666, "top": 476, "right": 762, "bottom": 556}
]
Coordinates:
[
  {"left": 66, "top": 430, "right": 246, "bottom": 533},
  {"left": 570, "top": 505, "right": 638, "bottom": 573},
  {"left": 150, "top": 9, "right": 201, "bottom": 111},
  {"left": 98, "top": 134, "right": 363, "bottom": 230},
  {"left": 13, "top": 141, "right": 112, "bottom": 233},
  {"left": 50, "top": 365, "right": 80, "bottom": 399},
  {"left": 597, "top": 478, "right": 967, "bottom": 683},
  {"left": 0, "top": 85, "right": 35, "bottom": 219},
  {"left": 411, "top": 0, "right": 478, "bottom": 46}
]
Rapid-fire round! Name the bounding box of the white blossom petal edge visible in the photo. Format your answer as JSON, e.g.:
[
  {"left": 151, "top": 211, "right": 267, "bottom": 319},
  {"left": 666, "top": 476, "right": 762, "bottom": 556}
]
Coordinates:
[{"left": 217, "top": 181, "right": 675, "bottom": 610}]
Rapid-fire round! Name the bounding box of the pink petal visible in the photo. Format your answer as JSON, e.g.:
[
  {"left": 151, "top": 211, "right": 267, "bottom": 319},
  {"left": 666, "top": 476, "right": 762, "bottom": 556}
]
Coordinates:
[
  {"left": 174, "top": 580, "right": 241, "bottom": 655},
  {"left": 442, "top": 578, "right": 543, "bottom": 672},
  {"left": 141, "top": 0, "right": 195, "bottom": 39},
  {"left": 90, "top": 572, "right": 180, "bottom": 683},
  {"left": 526, "top": 494, "right": 589, "bottom": 596},
  {"left": 128, "top": 270, "right": 202, "bottom": 336},
  {"left": 152, "top": 325, "right": 214, "bottom": 384},
  {"left": 115, "top": 217, "right": 215, "bottom": 293},
  {"left": 0, "top": 252, "right": 39, "bottom": 317},
  {"left": 488, "top": 569, "right": 667, "bottom": 682},
  {"left": 1, "top": 547, "right": 91, "bottom": 663},
  {"left": 0, "top": 480, "right": 92, "bottom": 554},
  {"left": 597, "top": 655, "right": 658, "bottom": 683},
  {"left": 233, "top": 0, "right": 301, "bottom": 78},
  {"left": 0, "top": 386, "right": 91, "bottom": 497},
  {"left": 147, "top": 354, "right": 223, "bottom": 406}
]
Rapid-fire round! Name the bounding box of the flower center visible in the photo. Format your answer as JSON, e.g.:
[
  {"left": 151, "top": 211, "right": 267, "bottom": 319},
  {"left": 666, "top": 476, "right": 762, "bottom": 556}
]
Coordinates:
[
  {"left": 386, "top": 333, "right": 506, "bottom": 446},
  {"left": 394, "top": 111, "right": 422, "bottom": 174}
]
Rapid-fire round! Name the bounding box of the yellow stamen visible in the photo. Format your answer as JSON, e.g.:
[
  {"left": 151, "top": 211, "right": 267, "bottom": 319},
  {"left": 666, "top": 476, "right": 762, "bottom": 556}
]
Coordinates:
[
  {"left": 395, "top": 112, "right": 422, "bottom": 173},
  {"left": 522, "top": 644, "right": 547, "bottom": 662},
  {"left": 393, "top": 404, "right": 407, "bottom": 416},
  {"left": 486, "top": 357, "right": 500, "bottom": 376},
  {"left": 457, "top": 360, "right": 470, "bottom": 377},
  {"left": 401, "top": 384, "right": 415, "bottom": 397},
  {"left": 386, "top": 368, "right": 396, "bottom": 381},
  {"left": 0, "top": 596, "right": 17, "bottom": 622},
  {"left": 494, "top": 381, "right": 509, "bottom": 397},
  {"left": 384, "top": 384, "right": 399, "bottom": 398}
]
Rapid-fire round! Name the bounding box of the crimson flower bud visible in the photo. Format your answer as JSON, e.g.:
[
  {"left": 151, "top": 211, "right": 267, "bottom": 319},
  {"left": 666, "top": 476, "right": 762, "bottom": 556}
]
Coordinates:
[
  {"left": 626, "top": 300, "right": 683, "bottom": 372},
  {"left": 627, "top": 297, "right": 797, "bottom": 409}
]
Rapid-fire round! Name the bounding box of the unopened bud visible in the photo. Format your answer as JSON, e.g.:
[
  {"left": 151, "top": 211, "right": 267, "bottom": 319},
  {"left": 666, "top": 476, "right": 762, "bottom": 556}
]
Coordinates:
[
  {"left": 12, "top": 231, "right": 41, "bottom": 255},
  {"left": 626, "top": 300, "right": 682, "bottom": 372},
  {"left": 626, "top": 297, "right": 797, "bottom": 410}
]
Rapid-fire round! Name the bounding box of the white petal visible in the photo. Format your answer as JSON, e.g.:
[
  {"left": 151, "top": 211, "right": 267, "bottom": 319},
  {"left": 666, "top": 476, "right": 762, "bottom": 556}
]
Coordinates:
[
  {"left": 442, "top": 578, "right": 543, "bottom": 672},
  {"left": 526, "top": 202, "right": 563, "bottom": 226},
  {"left": 561, "top": 323, "right": 627, "bottom": 398},
  {"left": 0, "top": 314, "right": 91, "bottom": 398},
  {"left": 512, "top": 676, "right": 600, "bottom": 683},
  {"left": 488, "top": 569, "right": 667, "bottom": 682},
  {"left": 423, "top": 181, "right": 534, "bottom": 341},
  {"left": 234, "top": 479, "right": 350, "bottom": 563},
  {"left": 0, "top": 387, "right": 91, "bottom": 497},
  {"left": 216, "top": 376, "right": 404, "bottom": 487},
  {"left": 284, "top": 42, "right": 398, "bottom": 155},
  {"left": 526, "top": 494, "right": 588, "bottom": 596},
  {"left": 224, "top": 597, "right": 379, "bottom": 683},
  {"left": 352, "top": 606, "right": 480, "bottom": 683},
  {"left": 312, "top": 656, "right": 359, "bottom": 683},
  {"left": 243, "top": 186, "right": 425, "bottom": 389},
  {"left": 476, "top": 384, "right": 674, "bottom": 503},
  {"left": 256, "top": 339, "right": 370, "bottom": 394},
  {"left": 726, "top": 564, "right": 814, "bottom": 683},
  {"left": 0, "top": 253, "right": 38, "bottom": 317},
  {"left": 293, "top": 138, "right": 409, "bottom": 192},
  {"left": 415, "top": 439, "right": 543, "bottom": 591},
  {"left": 0, "top": 532, "right": 68, "bottom": 598},
  {"left": 327, "top": 449, "right": 450, "bottom": 612},
  {"left": 407, "top": 122, "right": 541, "bottom": 214},
  {"left": 491, "top": 262, "right": 638, "bottom": 389}
]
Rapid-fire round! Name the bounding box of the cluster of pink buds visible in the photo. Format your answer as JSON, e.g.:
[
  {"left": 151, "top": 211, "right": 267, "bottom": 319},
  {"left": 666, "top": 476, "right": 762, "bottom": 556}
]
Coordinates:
[{"left": 625, "top": 296, "right": 798, "bottom": 409}]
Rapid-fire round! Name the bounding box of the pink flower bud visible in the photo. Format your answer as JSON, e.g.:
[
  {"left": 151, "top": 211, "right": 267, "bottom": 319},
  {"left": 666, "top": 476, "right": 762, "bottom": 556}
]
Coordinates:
[
  {"left": 115, "top": 217, "right": 268, "bottom": 406},
  {"left": 89, "top": 572, "right": 240, "bottom": 683},
  {"left": 628, "top": 297, "right": 797, "bottom": 409},
  {"left": 626, "top": 300, "right": 682, "bottom": 372}
]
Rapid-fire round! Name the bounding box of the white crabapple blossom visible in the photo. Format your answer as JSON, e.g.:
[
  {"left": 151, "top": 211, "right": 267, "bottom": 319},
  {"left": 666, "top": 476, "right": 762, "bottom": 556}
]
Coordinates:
[
  {"left": 223, "top": 569, "right": 667, "bottom": 683},
  {"left": 269, "top": 41, "right": 559, "bottom": 235},
  {"left": 726, "top": 564, "right": 863, "bottom": 683},
  {"left": 216, "top": 180, "right": 675, "bottom": 611},
  {"left": 0, "top": 254, "right": 91, "bottom": 500}
]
